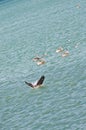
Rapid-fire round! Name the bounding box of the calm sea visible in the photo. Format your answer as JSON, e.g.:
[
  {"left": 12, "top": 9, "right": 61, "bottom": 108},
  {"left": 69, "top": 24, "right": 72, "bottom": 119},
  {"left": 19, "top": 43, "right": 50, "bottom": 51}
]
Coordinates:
[{"left": 0, "top": 0, "right": 86, "bottom": 130}]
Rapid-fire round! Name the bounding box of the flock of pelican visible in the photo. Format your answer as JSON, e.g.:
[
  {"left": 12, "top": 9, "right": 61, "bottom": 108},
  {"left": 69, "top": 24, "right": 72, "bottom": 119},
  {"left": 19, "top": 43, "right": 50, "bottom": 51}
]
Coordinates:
[
  {"left": 56, "top": 47, "right": 69, "bottom": 57},
  {"left": 32, "top": 47, "right": 70, "bottom": 66},
  {"left": 33, "top": 56, "right": 46, "bottom": 65}
]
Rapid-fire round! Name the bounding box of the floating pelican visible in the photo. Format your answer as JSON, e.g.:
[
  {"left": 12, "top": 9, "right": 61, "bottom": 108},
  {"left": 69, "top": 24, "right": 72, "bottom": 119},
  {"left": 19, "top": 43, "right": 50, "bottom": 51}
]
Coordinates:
[
  {"left": 33, "top": 56, "right": 42, "bottom": 62},
  {"left": 62, "top": 51, "right": 69, "bottom": 57},
  {"left": 33, "top": 53, "right": 47, "bottom": 62},
  {"left": 56, "top": 47, "right": 63, "bottom": 53},
  {"left": 36, "top": 59, "right": 46, "bottom": 65}
]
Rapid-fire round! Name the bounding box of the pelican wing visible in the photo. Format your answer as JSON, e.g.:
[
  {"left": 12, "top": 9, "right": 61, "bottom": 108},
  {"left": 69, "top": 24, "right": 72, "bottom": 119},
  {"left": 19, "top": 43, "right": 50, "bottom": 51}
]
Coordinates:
[
  {"left": 25, "top": 81, "right": 34, "bottom": 88},
  {"left": 37, "top": 76, "right": 45, "bottom": 86}
]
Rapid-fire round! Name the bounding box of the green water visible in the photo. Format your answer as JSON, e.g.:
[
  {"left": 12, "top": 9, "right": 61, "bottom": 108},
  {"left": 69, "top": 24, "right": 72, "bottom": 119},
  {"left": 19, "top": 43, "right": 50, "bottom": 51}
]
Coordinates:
[{"left": 0, "top": 0, "right": 86, "bottom": 129}]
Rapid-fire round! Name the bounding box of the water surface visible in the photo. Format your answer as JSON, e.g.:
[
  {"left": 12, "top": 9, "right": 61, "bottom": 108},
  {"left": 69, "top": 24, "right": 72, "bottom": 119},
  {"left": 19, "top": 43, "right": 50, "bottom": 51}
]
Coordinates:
[{"left": 0, "top": 0, "right": 86, "bottom": 129}]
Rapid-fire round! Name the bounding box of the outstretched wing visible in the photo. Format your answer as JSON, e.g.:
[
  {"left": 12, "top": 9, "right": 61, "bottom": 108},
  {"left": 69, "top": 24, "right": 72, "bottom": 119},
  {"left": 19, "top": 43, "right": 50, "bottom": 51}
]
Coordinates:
[
  {"left": 25, "top": 81, "right": 34, "bottom": 88},
  {"left": 37, "top": 76, "right": 45, "bottom": 86}
]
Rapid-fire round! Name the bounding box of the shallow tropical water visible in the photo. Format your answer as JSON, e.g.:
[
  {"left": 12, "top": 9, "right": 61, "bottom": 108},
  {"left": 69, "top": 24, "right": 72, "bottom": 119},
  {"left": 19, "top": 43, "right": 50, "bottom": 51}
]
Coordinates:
[{"left": 0, "top": 0, "right": 86, "bottom": 130}]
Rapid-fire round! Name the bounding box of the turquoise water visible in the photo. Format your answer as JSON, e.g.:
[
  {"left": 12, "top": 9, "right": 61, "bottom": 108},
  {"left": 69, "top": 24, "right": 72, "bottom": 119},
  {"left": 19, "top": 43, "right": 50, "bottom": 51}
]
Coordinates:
[{"left": 0, "top": 0, "right": 86, "bottom": 129}]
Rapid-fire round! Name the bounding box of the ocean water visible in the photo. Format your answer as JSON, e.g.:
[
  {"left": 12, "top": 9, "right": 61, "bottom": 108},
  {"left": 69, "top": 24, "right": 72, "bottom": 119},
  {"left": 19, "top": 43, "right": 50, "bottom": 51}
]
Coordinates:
[{"left": 0, "top": 0, "right": 86, "bottom": 130}]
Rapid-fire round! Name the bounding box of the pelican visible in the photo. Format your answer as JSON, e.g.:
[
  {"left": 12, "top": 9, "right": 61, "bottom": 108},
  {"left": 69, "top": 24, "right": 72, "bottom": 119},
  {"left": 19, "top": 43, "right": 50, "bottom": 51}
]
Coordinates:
[
  {"left": 56, "top": 47, "right": 63, "bottom": 53},
  {"left": 33, "top": 56, "right": 41, "bottom": 62},
  {"left": 62, "top": 51, "right": 69, "bottom": 57},
  {"left": 25, "top": 76, "right": 45, "bottom": 88},
  {"left": 36, "top": 59, "right": 46, "bottom": 65}
]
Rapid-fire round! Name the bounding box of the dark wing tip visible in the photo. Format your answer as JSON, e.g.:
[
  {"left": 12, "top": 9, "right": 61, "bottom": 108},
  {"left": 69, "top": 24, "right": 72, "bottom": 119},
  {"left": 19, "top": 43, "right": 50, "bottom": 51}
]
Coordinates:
[
  {"left": 42, "top": 75, "right": 45, "bottom": 78},
  {"left": 25, "top": 81, "right": 33, "bottom": 88}
]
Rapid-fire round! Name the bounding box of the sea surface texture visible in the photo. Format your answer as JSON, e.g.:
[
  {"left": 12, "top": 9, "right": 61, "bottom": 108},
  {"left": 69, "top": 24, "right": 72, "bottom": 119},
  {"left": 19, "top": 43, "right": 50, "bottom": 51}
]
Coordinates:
[{"left": 0, "top": 0, "right": 86, "bottom": 130}]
